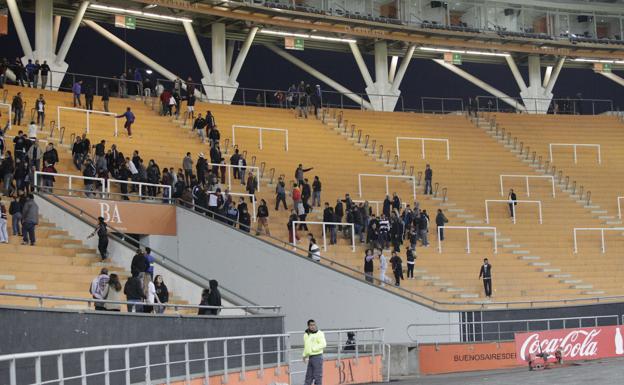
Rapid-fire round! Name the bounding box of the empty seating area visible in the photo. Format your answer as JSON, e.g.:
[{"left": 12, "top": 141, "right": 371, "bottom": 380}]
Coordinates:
[{"left": 2, "top": 83, "right": 623, "bottom": 310}]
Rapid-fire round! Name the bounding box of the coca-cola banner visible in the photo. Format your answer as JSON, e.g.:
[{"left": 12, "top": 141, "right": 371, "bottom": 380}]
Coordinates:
[{"left": 514, "top": 325, "right": 624, "bottom": 364}]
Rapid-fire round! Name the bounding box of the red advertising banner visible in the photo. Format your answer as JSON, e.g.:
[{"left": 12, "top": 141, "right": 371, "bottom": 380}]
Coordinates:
[{"left": 514, "top": 325, "right": 624, "bottom": 364}]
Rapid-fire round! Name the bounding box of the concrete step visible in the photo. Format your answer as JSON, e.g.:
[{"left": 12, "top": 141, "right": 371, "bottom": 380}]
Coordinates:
[
  {"left": 584, "top": 205, "right": 600, "bottom": 209},
  {"left": 512, "top": 250, "right": 530, "bottom": 254},
  {"left": 49, "top": 235, "right": 74, "bottom": 240},
  {"left": 591, "top": 210, "right": 608, "bottom": 214},
  {"left": 519, "top": 255, "right": 541, "bottom": 260},
  {"left": 598, "top": 216, "right": 615, "bottom": 219},
  {"left": 447, "top": 208, "right": 465, "bottom": 213},
  {"left": 455, "top": 214, "right": 474, "bottom": 219},
  {"left": 442, "top": 287, "right": 465, "bottom": 293},
  {"left": 582, "top": 290, "right": 606, "bottom": 295},
  {"left": 4, "top": 284, "right": 37, "bottom": 290},
  {"left": 431, "top": 281, "right": 453, "bottom": 287},
  {"left": 464, "top": 220, "right": 484, "bottom": 224},
  {"left": 606, "top": 221, "right": 623, "bottom": 225},
  {"left": 561, "top": 279, "right": 583, "bottom": 284},
  {"left": 502, "top": 244, "right": 521, "bottom": 248},
  {"left": 550, "top": 273, "right": 572, "bottom": 278},
  {"left": 440, "top": 203, "right": 457, "bottom": 207},
  {"left": 454, "top": 293, "right": 479, "bottom": 299},
  {"left": 529, "top": 262, "right": 551, "bottom": 267},
  {"left": 76, "top": 253, "right": 99, "bottom": 259},
  {"left": 572, "top": 284, "right": 594, "bottom": 290},
  {"left": 0, "top": 274, "right": 16, "bottom": 281},
  {"left": 541, "top": 268, "right": 562, "bottom": 273},
  {"left": 421, "top": 276, "right": 440, "bottom": 281}
]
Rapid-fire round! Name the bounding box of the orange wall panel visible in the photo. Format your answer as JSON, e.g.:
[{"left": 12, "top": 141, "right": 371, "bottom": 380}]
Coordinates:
[{"left": 419, "top": 342, "right": 521, "bottom": 375}]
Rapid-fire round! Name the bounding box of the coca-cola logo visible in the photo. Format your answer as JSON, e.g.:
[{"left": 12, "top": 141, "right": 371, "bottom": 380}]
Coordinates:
[{"left": 519, "top": 329, "right": 600, "bottom": 360}]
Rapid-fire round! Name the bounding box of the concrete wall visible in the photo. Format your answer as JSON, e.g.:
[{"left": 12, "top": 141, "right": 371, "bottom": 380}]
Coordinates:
[
  {"left": 171, "top": 206, "right": 459, "bottom": 343},
  {"left": 35, "top": 194, "right": 251, "bottom": 313},
  {"left": 0, "top": 306, "right": 284, "bottom": 385}
]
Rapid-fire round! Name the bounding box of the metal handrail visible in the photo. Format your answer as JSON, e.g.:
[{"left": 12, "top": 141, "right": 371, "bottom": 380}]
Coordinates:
[{"left": 0, "top": 291, "right": 280, "bottom": 313}]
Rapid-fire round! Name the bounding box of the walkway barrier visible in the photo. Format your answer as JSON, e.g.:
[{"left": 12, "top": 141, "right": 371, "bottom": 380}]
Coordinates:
[
  {"left": 34, "top": 171, "right": 105, "bottom": 195},
  {"left": 57, "top": 106, "right": 119, "bottom": 136},
  {"left": 395, "top": 137, "right": 450, "bottom": 159},
  {"left": 358, "top": 174, "right": 417, "bottom": 201},
  {"left": 499, "top": 174, "right": 556, "bottom": 197},
  {"left": 0, "top": 291, "right": 279, "bottom": 315},
  {"left": 549, "top": 143, "right": 601, "bottom": 164},
  {"left": 206, "top": 162, "right": 261, "bottom": 192},
  {"left": 0, "top": 333, "right": 288, "bottom": 385},
  {"left": 573, "top": 227, "right": 624, "bottom": 253},
  {"left": 107, "top": 179, "right": 172, "bottom": 201},
  {"left": 485, "top": 199, "right": 543, "bottom": 224},
  {"left": 292, "top": 221, "right": 355, "bottom": 252},
  {"left": 437, "top": 226, "right": 498, "bottom": 254},
  {"left": 232, "top": 125, "right": 289, "bottom": 151},
  {"left": 352, "top": 199, "right": 408, "bottom": 216}
]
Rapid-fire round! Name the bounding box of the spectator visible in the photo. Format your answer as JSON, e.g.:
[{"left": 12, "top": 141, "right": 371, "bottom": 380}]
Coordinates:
[
  {"left": 334, "top": 198, "right": 344, "bottom": 231},
  {"left": 72, "top": 80, "right": 82, "bottom": 107},
  {"left": 42, "top": 143, "right": 58, "bottom": 167},
  {"left": 435, "top": 209, "right": 448, "bottom": 241},
  {"left": 323, "top": 203, "right": 336, "bottom": 245},
  {"left": 11, "top": 92, "right": 23, "bottom": 126},
  {"left": 312, "top": 176, "right": 321, "bottom": 207},
  {"left": 124, "top": 273, "right": 145, "bottom": 312},
  {"left": 207, "top": 279, "right": 222, "bottom": 315},
  {"left": 116, "top": 107, "right": 135, "bottom": 138},
  {"left": 275, "top": 176, "right": 287, "bottom": 210},
  {"left": 104, "top": 273, "right": 123, "bottom": 312},
  {"left": 35, "top": 94, "right": 45, "bottom": 127},
  {"left": 363, "top": 248, "right": 374, "bottom": 283},
  {"left": 87, "top": 216, "right": 108, "bottom": 260},
  {"left": 377, "top": 248, "right": 389, "bottom": 287},
  {"left": 255, "top": 199, "right": 270, "bottom": 236},
  {"left": 154, "top": 275, "right": 169, "bottom": 314},
  {"left": 13, "top": 58, "right": 25, "bottom": 87},
  {"left": 193, "top": 113, "right": 207, "bottom": 143},
  {"left": 187, "top": 93, "right": 196, "bottom": 120},
  {"left": 302, "top": 320, "right": 326, "bottom": 385},
  {"left": 130, "top": 248, "right": 148, "bottom": 277},
  {"left": 417, "top": 211, "right": 429, "bottom": 247},
  {"left": 89, "top": 268, "right": 109, "bottom": 311},
  {"left": 39, "top": 61, "right": 50, "bottom": 89},
  {"left": 24, "top": 59, "right": 35, "bottom": 87},
  {"left": 238, "top": 154, "right": 247, "bottom": 185},
  {"left": 390, "top": 251, "right": 404, "bottom": 287},
  {"left": 40, "top": 162, "right": 56, "bottom": 192},
  {"left": 424, "top": 164, "right": 433, "bottom": 195},
  {"left": 239, "top": 207, "right": 251, "bottom": 232},
  {"left": 307, "top": 233, "right": 321, "bottom": 262},
  {"left": 287, "top": 209, "right": 300, "bottom": 243},
  {"left": 295, "top": 164, "right": 313, "bottom": 186},
  {"left": 84, "top": 83, "right": 94, "bottom": 110},
  {"left": 406, "top": 247, "right": 416, "bottom": 279},
  {"left": 208, "top": 125, "right": 221, "bottom": 148},
  {"left": 143, "top": 272, "right": 160, "bottom": 314},
  {"left": 479, "top": 258, "right": 493, "bottom": 298},
  {"left": 101, "top": 83, "right": 110, "bottom": 112},
  {"left": 508, "top": 188, "right": 517, "bottom": 218},
  {"left": 183, "top": 152, "right": 193, "bottom": 185},
  {"left": 145, "top": 247, "right": 155, "bottom": 278},
  {"left": 198, "top": 288, "right": 211, "bottom": 315},
  {"left": 0, "top": 201, "right": 7, "bottom": 243},
  {"left": 21, "top": 194, "right": 38, "bottom": 246},
  {"left": 245, "top": 171, "right": 258, "bottom": 200},
  {"left": 9, "top": 194, "right": 21, "bottom": 236}
]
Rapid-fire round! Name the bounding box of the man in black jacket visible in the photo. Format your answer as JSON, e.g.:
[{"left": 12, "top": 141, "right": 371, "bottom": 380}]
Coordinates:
[
  {"left": 130, "top": 249, "right": 148, "bottom": 277},
  {"left": 508, "top": 189, "right": 517, "bottom": 218},
  {"left": 323, "top": 202, "right": 336, "bottom": 244},
  {"left": 424, "top": 164, "right": 433, "bottom": 195},
  {"left": 124, "top": 274, "right": 145, "bottom": 312},
  {"left": 435, "top": 209, "right": 449, "bottom": 241},
  {"left": 478, "top": 258, "right": 493, "bottom": 298}
]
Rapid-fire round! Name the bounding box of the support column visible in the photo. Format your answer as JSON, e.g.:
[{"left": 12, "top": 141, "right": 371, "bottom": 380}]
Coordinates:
[
  {"left": 365, "top": 40, "right": 402, "bottom": 111},
  {"left": 388, "top": 55, "right": 398, "bottom": 82},
  {"left": 52, "top": 15, "right": 61, "bottom": 52},
  {"left": 200, "top": 23, "right": 246, "bottom": 104},
  {"left": 225, "top": 41, "right": 235, "bottom": 76},
  {"left": 182, "top": 20, "right": 213, "bottom": 85},
  {"left": 599, "top": 71, "right": 624, "bottom": 87},
  {"left": 264, "top": 43, "right": 373, "bottom": 110},
  {"left": 6, "top": 0, "right": 34, "bottom": 59},
  {"left": 35, "top": 0, "right": 54, "bottom": 61},
  {"left": 433, "top": 59, "right": 527, "bottom": 112}
]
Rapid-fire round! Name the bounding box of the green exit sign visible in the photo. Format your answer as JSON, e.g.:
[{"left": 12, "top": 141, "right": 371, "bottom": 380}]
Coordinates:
[
  {"left": 285, "top": 37, "right": 304, "bottom": 51},
  {"left": 115, "top": 15, "right": 136, "bottom": 30},
  {"left": 444, "top": 52, "right": 462, "bottom": 65}
]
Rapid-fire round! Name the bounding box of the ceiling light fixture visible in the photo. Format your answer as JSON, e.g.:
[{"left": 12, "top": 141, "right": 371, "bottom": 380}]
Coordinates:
[
  {"left": 572, "top": 58, "right": 624, "bottom": 64},
  {"left": 419, "top": 46, "right": 510, "bottom": 57},
  {"left": 260, "top": 29, "right": 356, "bottom": 43},
  {"left": 89, "top": 4, "right": 192, "bottom": 23}
]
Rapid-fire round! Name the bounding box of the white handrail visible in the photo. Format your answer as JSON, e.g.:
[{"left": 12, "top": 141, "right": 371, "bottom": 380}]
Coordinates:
[
  {"left": 549, "top": 143, "right": 601, "bottom": 164},
  {"left": 292, "top": 221, "right": 355, "bottom": 252},
  {"left": 210, "top": 190, "right": 257, "bottom": 222},
  {"left": 34, "top": 171, "right": 105, "bottom": 195},
  {"left": 0, "top": 102, "right": 12, "bottom": 130},
  {"left": 485, "top": 199, "right": 543, "bottom": 224},
  {"left": 352, "top": 199, "right": 408, "bottom": 216},
  {"left": 573, "top": 227, "right": 624, "bottom": 253},
  {"left": 107, "top": 178, "right": 172, "bottom": 200},
  {"left": 232, "top": 124, "right": 289, "bottom": 151},
  {"left": 395, "top": 137, "right": 450, "bottom": 159},
  {"left": 358, "top": 173, "right": 417, "bottom": 201},
  {"left": 618, "top": 196, "right": 624, "bottom": 219},
  {"left": 499, "top": 174, "right": 556, "bottom": 197},
  {"left": 57, "top": 106, "right": 119, "bottom": 136},
  {"left": 437, "top": 226, "right": 497, "bottom": 254},
  {"left": 206, "top": 162, "right": 261, "bottom": 192}
]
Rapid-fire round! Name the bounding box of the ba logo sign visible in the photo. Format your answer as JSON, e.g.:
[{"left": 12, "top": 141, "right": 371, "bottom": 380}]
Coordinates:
[
  {"left": 337, "top": 360, "right": 354, "bottom": 384},
  {"left": 99, "top": 202, "right": 122, "bottom": 224}
]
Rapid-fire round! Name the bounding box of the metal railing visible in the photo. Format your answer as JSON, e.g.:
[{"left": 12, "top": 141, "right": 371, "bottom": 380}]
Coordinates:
[
  {"left": 0, "top": 333, "right": 288, "bottom": 385},
  {"left": 0, "top": 291, "right": 280, "bottom": 315},
  {"left": 407, "top": 315, "right": 623, "bottom": 344},
  {"left": 48, "top": 70, "right": 143, "bottom": 99},
  {"left": 476, "top": 95, "right": 614, "bottom": 115}
]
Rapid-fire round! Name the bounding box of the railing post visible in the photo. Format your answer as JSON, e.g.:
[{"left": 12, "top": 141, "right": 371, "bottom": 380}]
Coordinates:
[
  {"left": 466, "top": 227, "right": 471, "bottom": 253},
  {"left": 240, "top": 338, "right": 246, "bottom": 380},
  {"left": 223, "top": 339, "right": 229, "bottom": 384}
]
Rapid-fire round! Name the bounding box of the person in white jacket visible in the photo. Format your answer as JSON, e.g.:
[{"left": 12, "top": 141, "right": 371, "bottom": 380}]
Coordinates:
[
  {"left": 307, "top": 233, "right": 321, "bottom": 262},
  {"left": 377, "top": 248, "right": 389, "bottom": 287}
]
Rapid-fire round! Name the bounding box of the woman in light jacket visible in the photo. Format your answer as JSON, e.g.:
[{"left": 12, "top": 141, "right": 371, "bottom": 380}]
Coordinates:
[{"left": 104, "top": 274, "right": 123, "bottom": 312}]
